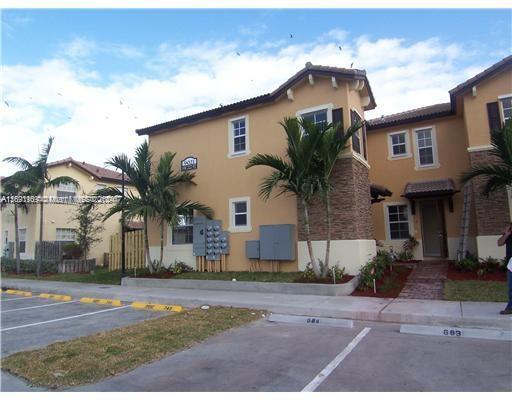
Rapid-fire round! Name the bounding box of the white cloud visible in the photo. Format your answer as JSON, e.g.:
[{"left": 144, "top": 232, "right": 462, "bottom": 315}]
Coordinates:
[{"left": 0, "top": 32, "right": 493, "bottom": 177}]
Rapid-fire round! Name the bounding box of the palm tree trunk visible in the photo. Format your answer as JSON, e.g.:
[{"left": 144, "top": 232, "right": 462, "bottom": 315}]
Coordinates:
[
  {"left": 323, "top": 194, "right": 332, "bottom": 278},
  {"left": 143, "top": 214, "right": 153, "bottom": 274},
  {"left": 37, "top": 201, "right": 44, "bottom": 277},
  {"left": 14, "top": 204, "right": 21, "bottom": 274},
  {"left": 302, "top": 197, "right": 318, "bottom": 274},
  {"left": 159, "top": 220, "right": 165, "bottom": 268}
]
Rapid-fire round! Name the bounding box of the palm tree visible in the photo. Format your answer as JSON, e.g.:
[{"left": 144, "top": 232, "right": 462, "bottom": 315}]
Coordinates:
[
  {"left": 3, "top": 137, "right": 79, "bottom": 276},
  {"left": 151, "top": 152, "right": 213, "bottom": 267},
  {"left": 461, "top": 120, "right": 512, "bottom": 195},
  {"left": 1, "top": 173, "right": 32, "bottom": 274},
  {"left": 314, "top": 120, "right": 362, "bottom": 276},
  {"left": 246, "top": 117, "right": 325, "bottom": 273}
]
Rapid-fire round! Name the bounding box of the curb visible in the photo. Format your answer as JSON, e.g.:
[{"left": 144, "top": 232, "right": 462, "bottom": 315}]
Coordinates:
[
  {"left": 131, "top": 302, "right": 183, "bottom": 312},
  {"left": 39, "top": 293, "right": 72, "bottom": 301},
  {"left": 400, "top": 323, "right": 512, "bottom": 341},
  {"left": 80, "top": 297, "right": 122, "bottom": 307},
  {"left": 5, "top": 289, "right": 32, "bottom": 297}
]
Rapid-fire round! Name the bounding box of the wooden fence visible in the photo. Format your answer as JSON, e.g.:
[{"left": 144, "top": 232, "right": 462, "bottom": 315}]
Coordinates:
[
  {"left": 58, "top": 259, "right": 96, "bottom": 273},
  {"left": 35, "top": 241, "right": 68, "bottom": 262},
  {"left": 109, "top": 230, "right": 145, "bottom": 270}
]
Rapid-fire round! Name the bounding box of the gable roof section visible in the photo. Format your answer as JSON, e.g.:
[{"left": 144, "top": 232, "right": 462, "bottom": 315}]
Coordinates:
[
  {"left": 367, "top": 103, "right": 452, "bottom": 130},
  {"left": 136, "top": 63, "right": 376, "bottom": 136},
  {"left": 47, "top": 157, "right": 128, "bottom": 184}
]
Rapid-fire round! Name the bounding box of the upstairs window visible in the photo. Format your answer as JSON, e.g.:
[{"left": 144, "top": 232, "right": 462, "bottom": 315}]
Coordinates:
[
  {"left": 500, "top": 97, "right": 512, "bottom": 122},
  {"left": 414, "top": 127, "right": 438, "bottom": 168},
  {"left": 56, "top": 182, "right": 76, "bottom": 198},
  {"left": 56, "top": 228, "right": 76, "bottom": 242},
  {"left": 350, "top": 110, "right": 362, "bottom": 155},
  {"left": 388, "top": 131, "right": 410, "bottom": 158},
  {"left": 228, "top": 116, "right": 249, "bottom": 157},
  {"left": 301, "top": 109, "right": 328, "bottom": 129},
  {"left": 172, "top": 211, "right": 193, "bottom": 245},
  {"left": 387, "top": 205, "right": 410, "bottom": 240},
  {"left": 229, "top": 197, "right": 251, "bottom": 233}
]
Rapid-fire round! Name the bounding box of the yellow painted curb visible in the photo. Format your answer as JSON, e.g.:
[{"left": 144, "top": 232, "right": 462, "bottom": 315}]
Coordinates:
[
  {"left": 39, "top": 293, "right": 72, "bottom": 301},
  {"left": 80, "top": 297, "right": 122, "bottom": 307},
  {"left": 5, "top": 289, "right": 32, "bottom": 297},
  {"left": 131, "top": 302, "right": 183, "bottom": 313}
]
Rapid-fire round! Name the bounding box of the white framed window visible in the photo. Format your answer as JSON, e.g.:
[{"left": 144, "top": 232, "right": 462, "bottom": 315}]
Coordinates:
[
  {"left": 499, "top": 95, "right": 512, "bottom": 123},
  {"left": 296, "top": 103, "right": 333, "bottom": 130},
  {"left": 388, "top": 131, "right": 411, "bottom": 159},
  {"left": 228, "top": 197, "right": 251, "bottom": 233},
  {"left": 19, "top": 228, "right": 27, "bottom": 253},
  {"left": 384, "top": 203, "right": 412, "bottom": 240},
  {"left": 228, "top": 116, "right": 250, "bottom": 158},
  {"left": 172, "top": 210, "right": 193, "bottom": 245},
  {"left": 56, "top": 228, "right": 76, "bottom": 242},
  {"left": 56, "top": 182, "right": 76, "bottom": 197},
  {"left": 94, "top": 183, "right": 107, "bottom": 192},
  {"left": 413, "top": 126, "right": 439, "bottom": 169}
]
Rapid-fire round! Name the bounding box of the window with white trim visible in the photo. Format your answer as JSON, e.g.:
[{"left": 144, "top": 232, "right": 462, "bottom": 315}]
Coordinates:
[
  {"left": 389, "top": 132, "right": 409, "bottom": 157},
  {"left": 301, "top": 109, "right": 328, "bottom": 129},
  {"left": 94, "top": 183, "right": 107, "bottom": 192},
  {"left": 229, "top": 197, "right": 251, "bottom": 232},
  {"left": 56, "top": 228, "right": 76, "bottom": 242},
  {"left": 387, "top": 205, "right": 410, "bottom": 240},
  {"left": 228, "top": 117, "right": 249, "bottom": 157},
  {"left": 172, "top": 211, "right": 193, "bottom": 245},
  {"left": 19, "top": 228, "right": 26, "bottom": 253},
  {"left": 500, "top": 97, "right": 512, "bottom": 122},
  {"left": 56, "top": 182, "right": 76, "bottom": 197},
  {"left": 415, "top": 127, "right": 437, "bottom": 167}
]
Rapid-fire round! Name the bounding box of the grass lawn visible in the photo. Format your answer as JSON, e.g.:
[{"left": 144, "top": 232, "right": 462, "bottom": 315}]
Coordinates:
[
  {"left": 1, "top": 307, "right": 262, "bottom": 388},
  {"left": 1, "top": 267, "right": 131, "bottom": 285},
  {"left": 443, "top": 280, "right": 508, "bottom": 302},
  {"left": 170, "top": 271, "right": 302, "bottom": 283}
]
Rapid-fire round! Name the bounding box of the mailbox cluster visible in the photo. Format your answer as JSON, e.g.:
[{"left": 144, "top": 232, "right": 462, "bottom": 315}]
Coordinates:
[{"left": 193, "top": 217, "right": 229, "bottom": 261}]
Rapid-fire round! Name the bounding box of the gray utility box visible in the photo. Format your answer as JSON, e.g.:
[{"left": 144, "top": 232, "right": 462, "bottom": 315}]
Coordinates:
[
  {"left": 219, "top": 231, "right": 230, "bottom": 255},
  {"left": 245, "top": 240, "right": 260, "bottom": 259},
  {"left": 205, "top": 220, "right": 222, "bottom": 261},
  {"left": 192, "top": 216, "right": 207, "bottom": 256},
  {"left": 259, "top": 224, "right": 296, "bottom": 261}
]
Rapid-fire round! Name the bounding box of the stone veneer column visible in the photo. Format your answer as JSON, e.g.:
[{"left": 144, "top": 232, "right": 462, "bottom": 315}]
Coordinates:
[
  {"left": 296, "top": 156, "right": 374, "bottom": 273},
  {"left": 469, "top": 149, "right": 510, "bottom": 259}
]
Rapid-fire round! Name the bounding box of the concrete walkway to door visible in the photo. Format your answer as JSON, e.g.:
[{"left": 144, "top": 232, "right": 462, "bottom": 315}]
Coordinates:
[{"left": 398, "top": 261, "right": 448, "bottom": 300}]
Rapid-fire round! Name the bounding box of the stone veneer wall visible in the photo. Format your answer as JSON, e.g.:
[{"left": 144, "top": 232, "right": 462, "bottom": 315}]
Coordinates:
[
  {"left": 469, "top": 149, "right": 510, "bottom": 235},
  {"left": 297, "top": 156, "right": 373, "bottom": 241}
]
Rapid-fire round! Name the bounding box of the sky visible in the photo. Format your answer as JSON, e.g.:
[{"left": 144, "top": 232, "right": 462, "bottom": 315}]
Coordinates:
[{"left": 1, "top": 8, "right": 511, "bottom": 176}]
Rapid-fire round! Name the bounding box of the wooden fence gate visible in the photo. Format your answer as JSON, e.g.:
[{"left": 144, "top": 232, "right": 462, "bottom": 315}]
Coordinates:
[{"left": 109, "top": 230, "right": 145, "bottom": 270}]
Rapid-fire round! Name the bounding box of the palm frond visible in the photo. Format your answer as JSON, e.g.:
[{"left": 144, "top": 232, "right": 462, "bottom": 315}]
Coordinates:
[{"left": 2, "top": 157, "right": 34, "bottom": 171}]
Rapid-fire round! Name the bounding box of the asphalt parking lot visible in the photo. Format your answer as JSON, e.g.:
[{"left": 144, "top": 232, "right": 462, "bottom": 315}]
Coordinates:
[{"left": 1, "top": 290, "right": 511, "bottom": 392}]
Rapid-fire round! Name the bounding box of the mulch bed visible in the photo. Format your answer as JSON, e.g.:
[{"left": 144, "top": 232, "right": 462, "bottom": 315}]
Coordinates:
[
  {"left": 351, "top": 264, "right": 413, "bottom": 298},
  {"left": 446, "top": 264, "right": 507, "bottom": 282},
  {"left": 293, "top": 275, "right": 354, "bottom": 284},
  {"left": 136, "top": 271, "right": 176, "bottom": 279}
]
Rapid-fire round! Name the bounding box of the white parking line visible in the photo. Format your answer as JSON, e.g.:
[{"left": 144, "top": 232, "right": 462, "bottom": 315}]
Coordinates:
[
  {"left": 1, "top": 297, "right": 39, "bottom": 302},
  {"left": 1, "top": 300, "right": 80, "bottom": 313},
  {"left": 302, "top": 327, "right": 371, "bottom": 392},
  {"left": 1, "top": 305, "right": 131, "bottom": 332}
]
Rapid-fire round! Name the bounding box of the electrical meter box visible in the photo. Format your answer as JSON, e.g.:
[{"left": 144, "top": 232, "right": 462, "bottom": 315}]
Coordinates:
[
  {"left": 205, "top": 219, "right": 222, "bottom": 261},
  {"left": 219, "top": 231, "right": 230, "bottom": 255},
  {"left": 259, "top": 224, "right": 296, "bottom": 261},
  {"left": 245, "top": 240, "right": 260, "bottom": 259},
  {"left": 192, "top": 216, "right": 207, "bottom": 256}
]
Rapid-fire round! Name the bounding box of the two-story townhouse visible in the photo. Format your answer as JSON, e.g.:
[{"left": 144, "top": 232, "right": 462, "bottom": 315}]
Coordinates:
[
  {"left": 136, "top": 55, "right": 512, "bottom": 273},
  {"left": 1, "top": 158, "right": 133, "bottom": 264},
  {"left": 367, "top": 55, "right": 512, "bottom": 261}
]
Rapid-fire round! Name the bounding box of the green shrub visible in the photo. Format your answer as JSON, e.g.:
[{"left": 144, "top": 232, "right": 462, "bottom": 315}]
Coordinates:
[
  {"left": 300, "top": 266, "right": 317, "bottom": 282},
  {"left": 479, "top": 256, "right": 503, "bottom": 273},
  {"left": 455, "top": 255, "right": 479, "bottom": 272},
  {"left": 327, "top": 265, "right": 346, "bottom": 281},
  {"left": 375, "top": 250, "right": 392, "bottom": 272},
  {"left": 62, "top": 242, "right": 83, "bottom": 260},
  {"left": 170, "top": 260, "right": 193, "bottom": 275},
  {"left": 358, "top": 261, "right": 377, "bottom": 291},
  {"left": 1, "top": 257, "right": 58, "bottom": 274},
  {"left": 396, "top": 251, "right": 413, "bottom": 261}
]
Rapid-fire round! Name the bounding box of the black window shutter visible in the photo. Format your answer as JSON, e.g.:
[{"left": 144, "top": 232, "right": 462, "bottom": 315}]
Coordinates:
[
  {"left": 487, "top": 102, "right": 502, "bottom": 133},
  {"left": 332, "top": 108, "right": 344, "bottom": 137},
  {"left": 362, "top": 121, "right": 368, "bottom": 159}
]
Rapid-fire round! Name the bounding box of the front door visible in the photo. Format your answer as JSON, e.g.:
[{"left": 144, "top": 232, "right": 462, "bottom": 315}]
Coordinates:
[{"left": 420, "top": 200, "right": 447, "bottom": 257}]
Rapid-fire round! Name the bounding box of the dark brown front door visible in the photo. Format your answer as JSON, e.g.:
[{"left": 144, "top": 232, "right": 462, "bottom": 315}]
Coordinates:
[{"left": 420, "top": 199, "right": 447, "bottom": 257}]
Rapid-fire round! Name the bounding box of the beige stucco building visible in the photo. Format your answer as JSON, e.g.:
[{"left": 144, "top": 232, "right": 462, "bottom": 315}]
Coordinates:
[
  {"left": 1, "top": 158, "right": 131, "bottom": 264},
  {"left": 136, "top": 56, "right": 512, "bottom": 274}
]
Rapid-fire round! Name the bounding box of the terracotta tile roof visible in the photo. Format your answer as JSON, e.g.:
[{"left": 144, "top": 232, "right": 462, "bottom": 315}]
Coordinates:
[
  {"left": 366, "top": 103, "right": 452, "bottom": 130},
  {"left": 403, "top": 178, "right": 458, "bottom": 198},
  {"left": 136, "top": 63, "right": 376, "bottom": 136},
  {"left": 47, "top": 157, "right": 128, "bottom": 184}
]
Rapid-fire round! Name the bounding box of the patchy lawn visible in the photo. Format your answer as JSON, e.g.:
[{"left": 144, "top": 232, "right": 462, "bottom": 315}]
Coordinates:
[
  {"left": 1, "top": 267, "right": 136, "bottom": 285},
  {"left": 443, "top": 280, "right": 508, "bottom": 302},
  {"left": 138, "top": 271, "right": 303, "bottom": 283},
  {"left": 1, "top": 307, "right": 262, "bottom": 389}
]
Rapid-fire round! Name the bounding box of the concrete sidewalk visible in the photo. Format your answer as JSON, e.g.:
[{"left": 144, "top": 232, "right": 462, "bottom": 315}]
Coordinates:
[{"left": 2, "top": 278, "right": 511, "bottom": 330}]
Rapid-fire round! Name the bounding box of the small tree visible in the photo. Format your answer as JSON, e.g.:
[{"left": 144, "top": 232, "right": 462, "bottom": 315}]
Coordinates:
[{"left": 70, "top": 201, "right": 104, "bottom": 264}]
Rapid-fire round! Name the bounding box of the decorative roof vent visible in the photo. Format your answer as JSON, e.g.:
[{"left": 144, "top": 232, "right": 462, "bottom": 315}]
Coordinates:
[{"left": 305, "top": 61, "right": 313, "bottom": 69}]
